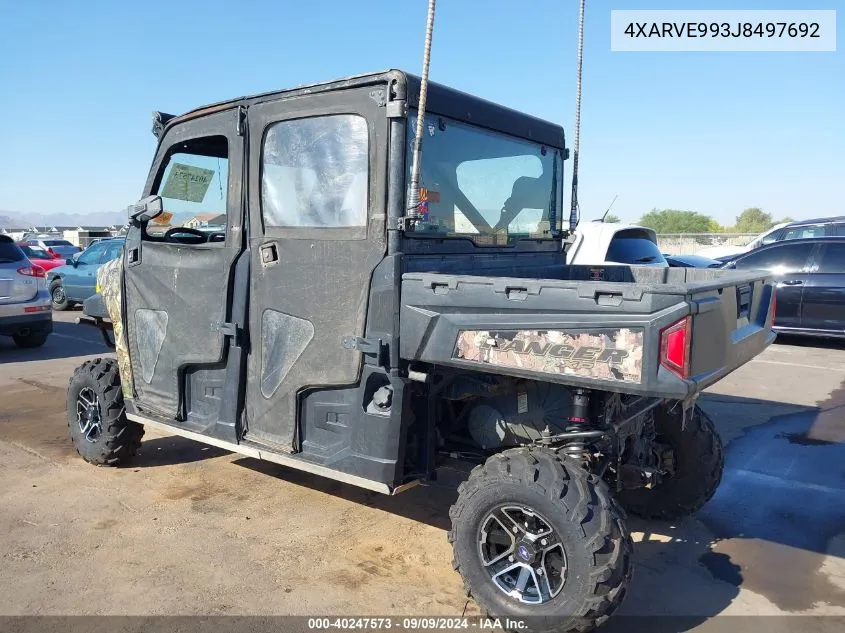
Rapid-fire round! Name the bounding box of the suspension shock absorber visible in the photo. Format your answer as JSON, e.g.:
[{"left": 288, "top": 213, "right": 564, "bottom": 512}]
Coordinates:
[{"left": 563, "top": 388, "right": 592, "bottom": 464}]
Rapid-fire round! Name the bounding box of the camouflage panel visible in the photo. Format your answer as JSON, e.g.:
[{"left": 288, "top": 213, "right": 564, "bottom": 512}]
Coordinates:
[
  {"left": 453, "top": 328, "right": 644, "bottom": 383},
  {"left": 96, "top": 256, "right": 134, "bottom": 397}
]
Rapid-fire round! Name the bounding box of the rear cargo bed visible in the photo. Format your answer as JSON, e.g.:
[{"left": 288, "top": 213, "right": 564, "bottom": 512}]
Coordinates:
[{"left": 400, "top": 265, "right": 776, "bottom": 399}]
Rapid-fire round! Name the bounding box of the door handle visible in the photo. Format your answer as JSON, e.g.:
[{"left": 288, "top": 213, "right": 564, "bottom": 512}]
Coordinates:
[
  {"left": 260, "top": 243, "right": 279, "bottom": 267},
  {"left": 779, "top": 280, "right": 803, "bottom": 286}
]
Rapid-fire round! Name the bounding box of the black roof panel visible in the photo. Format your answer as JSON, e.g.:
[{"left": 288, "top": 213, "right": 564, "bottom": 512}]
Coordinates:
[{"left": 167, "top": 69, "right": 566, "bottom": 149}]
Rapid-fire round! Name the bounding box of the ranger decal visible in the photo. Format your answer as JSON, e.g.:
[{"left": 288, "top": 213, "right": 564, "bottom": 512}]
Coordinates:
[{"left": 453, "top": 329, "right": 644, "bottom": 383}]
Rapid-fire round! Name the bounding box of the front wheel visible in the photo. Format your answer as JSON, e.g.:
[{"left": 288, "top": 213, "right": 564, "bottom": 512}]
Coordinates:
[
  {"left": 616, "top": 404, "right": 724, "bottom": 520},
  {"left": 67, "top": 357, "right": 144, "bottom": 466},
  {"left": 449, "top": 448, "right": 632, "bottom": 633}
]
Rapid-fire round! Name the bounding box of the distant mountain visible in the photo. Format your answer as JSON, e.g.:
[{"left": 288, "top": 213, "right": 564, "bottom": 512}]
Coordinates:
[{"left": 0, "top": 209, "right": 128, "bottom": 228}]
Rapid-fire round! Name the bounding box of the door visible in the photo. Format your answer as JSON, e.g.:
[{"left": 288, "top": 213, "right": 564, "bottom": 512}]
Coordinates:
[
  {"left": 123, "top": 108, "right": 245, "bottom": 433},
  {"left": 245, "top": 88, "right": 387, "bottom": 451},
  {"left": 799, "top": 242, "right": 845, "bottom": 333},
  {"left": 733, "top": 241, "right": 816, "bottom": 328},
  {"left": 63, "top": 241, "right": 107, "bottom": 300}
]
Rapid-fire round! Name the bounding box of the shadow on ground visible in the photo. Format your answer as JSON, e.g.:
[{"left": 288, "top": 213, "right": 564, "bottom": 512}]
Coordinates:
[
  {"left": 0, "top": 319, "right": 108, "bottom": 362},
  {"left": 131, "top": 435, "right": 232, "bottom": 467},
  {"left": 114, "top": 381, "right": 845, "bottom": 627},
  {"left": 773, "top": 333, "right": 845, "bottom": 351}
]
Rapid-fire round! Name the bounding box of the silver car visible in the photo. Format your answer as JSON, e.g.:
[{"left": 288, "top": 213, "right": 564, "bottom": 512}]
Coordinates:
[
  {"left": 23, "top": 237, "right": 81, "bottom": 259},
  {"left": 0, "top": 236, "right": 52, "bottom": 348}
]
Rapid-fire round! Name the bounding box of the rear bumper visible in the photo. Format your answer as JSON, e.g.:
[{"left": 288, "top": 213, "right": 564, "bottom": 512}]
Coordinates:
[{"left": 0, "top": 290, "right": 53, "bottom": 336}]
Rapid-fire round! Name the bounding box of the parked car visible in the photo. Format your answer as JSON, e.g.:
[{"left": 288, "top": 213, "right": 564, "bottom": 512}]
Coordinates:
[
  {"left": 46, "top": 237, "right": 125, "bottom": 310},
  {"left": 22, "top": 237, "right": 81, "bottom": 259},
  {"left": 17, "top": 243, "right": 64, "bottom": 272},
  {"left": 700, "top": 216, "right": 845, "bottom": 260},
  {"left": 721, "top": 237, "right": 845, "bottom": 338},
  {"left": 664, "top": 253, "right": 722, "bottom": 268},
  {"left": 0, "top": 235, "right": 52, "bottom": 348},
  {"left": 568, "top": 222, "right": 668, "bottom": 267},
  {"left": 697, "top": 222, "right": 791, "bottom": 259}
]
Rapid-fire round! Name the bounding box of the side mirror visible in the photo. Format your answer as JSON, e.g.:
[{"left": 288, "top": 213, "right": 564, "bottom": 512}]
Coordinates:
[{"left": 129, "top": 195, "right": 164, "bottom": 223}]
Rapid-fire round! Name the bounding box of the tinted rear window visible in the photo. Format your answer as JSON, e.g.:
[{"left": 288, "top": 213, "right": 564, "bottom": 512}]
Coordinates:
[
  {"left": 606, "top": 236, "right": 667, "bottom": 265},
  {"left": 45, "top": 240, "right": 73, "bottom": 246},
  {"left": 0, "top": 239, "right": 25, "bottom": 262}
]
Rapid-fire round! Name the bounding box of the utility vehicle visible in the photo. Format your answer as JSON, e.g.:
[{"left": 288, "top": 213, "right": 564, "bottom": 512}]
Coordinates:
[{"left": 68, "top": 69, "right": 776, "bottom": 632}]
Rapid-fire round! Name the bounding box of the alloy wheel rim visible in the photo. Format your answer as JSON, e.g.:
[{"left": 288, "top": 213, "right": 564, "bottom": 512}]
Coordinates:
[
  {"left": 76, "top": 388, "right": 102, "bottom": 443},
  {"left": 477, "top": 505, "right": 567, "bottom": 605}
]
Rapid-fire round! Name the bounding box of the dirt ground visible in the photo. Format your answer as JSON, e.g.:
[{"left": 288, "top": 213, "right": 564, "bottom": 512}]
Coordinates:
[{"left": 1, "top": 311, "right": 844, "bottom": 631}]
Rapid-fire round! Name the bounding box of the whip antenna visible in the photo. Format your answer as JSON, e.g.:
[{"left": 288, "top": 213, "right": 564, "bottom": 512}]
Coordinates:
[
  {"left": 407, "top": 0, "right": 437, "bottom": 219},
  {"left": 568, "top": 0, "right": 586, "bottom": 233}
]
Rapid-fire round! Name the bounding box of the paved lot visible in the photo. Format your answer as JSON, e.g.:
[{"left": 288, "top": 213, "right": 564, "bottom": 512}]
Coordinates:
[{"left": 1, "top": 310, "right": 843, "bottom": 629}]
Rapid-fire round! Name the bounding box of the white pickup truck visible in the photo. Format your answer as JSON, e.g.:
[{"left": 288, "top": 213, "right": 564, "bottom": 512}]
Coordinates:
[{"left": 567, "top": 221, "right": 668, "bottom": 267}]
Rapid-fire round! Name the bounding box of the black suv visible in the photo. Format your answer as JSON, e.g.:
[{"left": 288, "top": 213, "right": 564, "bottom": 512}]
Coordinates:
[{"left": 723, "top": 236, "right": 845, "bottom": 338}]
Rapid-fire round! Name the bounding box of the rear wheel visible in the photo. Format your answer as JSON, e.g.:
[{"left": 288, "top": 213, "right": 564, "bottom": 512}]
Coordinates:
[
  {"left": 449, "top": 448, "right": 632, "bottom": 633},
  {"left": 616, "top": 404, "right": 724, "bottom": 520},
  {"left": 12, "top": 330, "right": 49, "bottom": 348},
  {"left": 67, "top": 358, "right": 144, "bottom": 466},
  {"left": 50, "top": 278, "right": 71, "bottom": 311}
]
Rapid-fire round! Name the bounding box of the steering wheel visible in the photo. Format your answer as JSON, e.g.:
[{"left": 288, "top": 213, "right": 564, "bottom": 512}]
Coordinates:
[{"left": 164, "top": 226, "right": 208, "bottom": 245}]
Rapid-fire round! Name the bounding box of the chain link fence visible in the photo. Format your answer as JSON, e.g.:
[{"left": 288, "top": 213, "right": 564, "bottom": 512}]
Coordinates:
[{"left": 655, "top": 233, "right": 758, "bottom": 255}]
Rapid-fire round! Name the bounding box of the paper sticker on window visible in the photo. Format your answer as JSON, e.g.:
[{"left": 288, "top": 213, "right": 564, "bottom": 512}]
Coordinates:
[
  {"left": 517, "top": 392, "right": 528, "bottom": 414},
  {"left": 151, "top": 211, "right": 173, "bottom": 225},
  {"left": 160, "top": 163, "right": 215, "bottom": 203}
]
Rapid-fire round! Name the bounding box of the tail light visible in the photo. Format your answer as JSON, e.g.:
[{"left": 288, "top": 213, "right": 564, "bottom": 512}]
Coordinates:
[
  {"left": 660, "top": 316, "right": 691, "bottom": 379},
  {"left": 17, "top": 265, "right": 46, "bottom": 278}
]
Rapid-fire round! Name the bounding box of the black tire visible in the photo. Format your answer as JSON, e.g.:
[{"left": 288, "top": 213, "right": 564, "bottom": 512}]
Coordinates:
[
  {"left": 449, "top": 448, "right": 632, "bottom": 633},
  {"left": 50, "top": 278, "right": 71, "bottom": 311},
  {"left": 12, "top": 330, "right": 49, "bottom": 348},
  {"left": 616, "top": 404, "right": 724, "bottom": 520},
  {"left": 67, "top": 358, "right": 144, "bottom": 466}
]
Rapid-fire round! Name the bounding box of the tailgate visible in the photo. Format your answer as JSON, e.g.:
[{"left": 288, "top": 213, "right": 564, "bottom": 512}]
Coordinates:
[
  {"left": 400, "top": 269, "right": 775, "bottom": 399},
  {"left": 685, "top": 273, "right": 776, "bottom": 391},
  {"left": 0, "top": 266, "right": 38, "bottom": 305}
]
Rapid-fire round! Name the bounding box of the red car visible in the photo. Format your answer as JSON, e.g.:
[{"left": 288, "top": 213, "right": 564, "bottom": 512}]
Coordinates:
[{"left": 17, "top": 243, "right": 64, "bottom": 272}]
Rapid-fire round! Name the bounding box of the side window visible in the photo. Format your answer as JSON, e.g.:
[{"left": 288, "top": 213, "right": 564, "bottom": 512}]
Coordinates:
[
  {"left": 735, "top": 243, "right": 814, "bottom": 272},
  {"left": 77, "top": 243, "right": 105, "bottom": 265},
  {"left": 261, "top": 115, "right": 368, "bottom": 229},
  {"left": 782, "top": 225, "right": 825, "bottom": 241},
  {"left": 817, "top": 244, "right": 845, "bottom": 273},
  {"left": 759, "top": 229, "right": 781, "bottom": 245},
  {"left": 150, "top": 135, "right": 229, "bottom": 242}
]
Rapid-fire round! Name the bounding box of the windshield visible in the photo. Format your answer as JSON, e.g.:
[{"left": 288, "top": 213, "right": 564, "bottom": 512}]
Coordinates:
[{"left": 406, "top": 113, "right": 563, "bottom": 245}]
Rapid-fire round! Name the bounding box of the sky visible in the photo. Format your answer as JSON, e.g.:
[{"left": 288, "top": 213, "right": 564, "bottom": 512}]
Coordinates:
[{"left": 0, "top": 0, "right": 842, "bottom": 226}]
